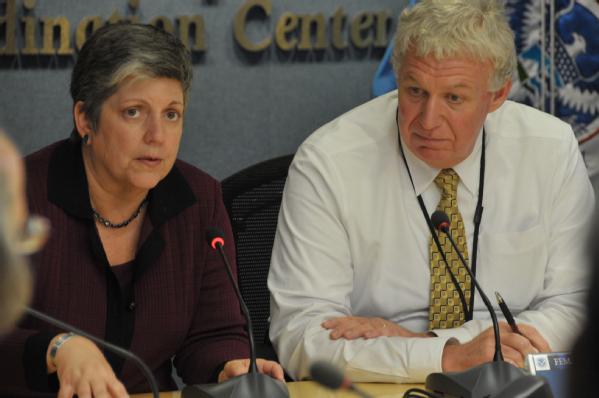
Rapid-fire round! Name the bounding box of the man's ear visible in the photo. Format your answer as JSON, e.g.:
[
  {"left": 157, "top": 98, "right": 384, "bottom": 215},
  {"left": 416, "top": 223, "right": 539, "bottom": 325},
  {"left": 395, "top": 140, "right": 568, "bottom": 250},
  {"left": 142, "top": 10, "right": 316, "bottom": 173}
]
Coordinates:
[
  {"left": 488, "top": 80, "right": 512, "bottom": 113},
  {"left": 73, "top": 101, "right": 93, "bottom": 139}
]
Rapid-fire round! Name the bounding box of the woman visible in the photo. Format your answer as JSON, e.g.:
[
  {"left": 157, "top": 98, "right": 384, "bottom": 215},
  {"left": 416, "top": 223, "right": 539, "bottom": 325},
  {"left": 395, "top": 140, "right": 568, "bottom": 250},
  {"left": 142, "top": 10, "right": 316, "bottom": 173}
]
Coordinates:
[{"left": 0, "top": 24, "right": 282, "bottom": 396}]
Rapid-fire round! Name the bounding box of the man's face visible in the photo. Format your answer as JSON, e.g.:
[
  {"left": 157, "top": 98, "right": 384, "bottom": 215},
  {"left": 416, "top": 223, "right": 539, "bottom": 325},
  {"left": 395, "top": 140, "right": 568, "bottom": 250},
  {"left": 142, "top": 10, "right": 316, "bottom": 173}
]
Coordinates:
[{"left": 397, "top": 50, "right": 510, "bottom": 169}]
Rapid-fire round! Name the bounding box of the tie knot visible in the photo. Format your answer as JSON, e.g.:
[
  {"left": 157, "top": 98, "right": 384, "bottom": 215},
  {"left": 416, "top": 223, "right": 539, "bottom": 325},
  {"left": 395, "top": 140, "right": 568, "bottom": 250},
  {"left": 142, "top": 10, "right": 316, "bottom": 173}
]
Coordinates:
[{"left": 434, "top": 169, "right": 459, "bottom": 200}]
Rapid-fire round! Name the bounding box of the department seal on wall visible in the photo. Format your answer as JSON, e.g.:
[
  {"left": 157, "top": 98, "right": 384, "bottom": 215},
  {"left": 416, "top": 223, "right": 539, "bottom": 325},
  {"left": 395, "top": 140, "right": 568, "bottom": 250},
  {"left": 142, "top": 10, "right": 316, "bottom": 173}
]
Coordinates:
[{"left": 506, "top": 0, "right": 599, "bottom": 152}]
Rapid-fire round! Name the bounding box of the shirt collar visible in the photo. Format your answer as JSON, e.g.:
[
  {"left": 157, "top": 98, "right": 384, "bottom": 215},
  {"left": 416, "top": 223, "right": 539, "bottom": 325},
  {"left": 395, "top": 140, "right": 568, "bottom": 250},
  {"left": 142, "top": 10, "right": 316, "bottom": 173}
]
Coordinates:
[
  {"left": 47, "top": 139, "right": 197, "bottom": 226},
  {"left": 399, "top": 126, "right": 483, "bottom": 197}
]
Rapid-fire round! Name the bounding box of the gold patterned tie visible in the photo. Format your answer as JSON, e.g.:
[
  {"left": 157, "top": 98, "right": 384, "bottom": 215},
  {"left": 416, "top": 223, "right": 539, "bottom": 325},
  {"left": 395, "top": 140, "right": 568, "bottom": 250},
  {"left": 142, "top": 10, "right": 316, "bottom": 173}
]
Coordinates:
[{"left": 428, "top": 169, "right": 471, "bottom": 330}]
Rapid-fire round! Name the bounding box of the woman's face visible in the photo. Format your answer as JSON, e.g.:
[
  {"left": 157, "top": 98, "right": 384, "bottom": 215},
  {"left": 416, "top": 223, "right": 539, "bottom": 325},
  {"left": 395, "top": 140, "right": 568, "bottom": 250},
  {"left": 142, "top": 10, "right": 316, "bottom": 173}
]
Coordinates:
[{"left": 82, "top": 77, "right": 185, "bottom": 193}]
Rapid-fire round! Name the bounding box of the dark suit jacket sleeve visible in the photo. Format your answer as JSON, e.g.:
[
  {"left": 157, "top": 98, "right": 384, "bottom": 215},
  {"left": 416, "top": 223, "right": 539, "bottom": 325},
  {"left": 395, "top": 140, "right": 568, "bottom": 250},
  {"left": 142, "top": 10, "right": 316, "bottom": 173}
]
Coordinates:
[
  {"left": 0, "top": 325, "right": 61, "bottom": 394},
  {"left": 173, "top": 179, "right": 250, "bottom": 383}
]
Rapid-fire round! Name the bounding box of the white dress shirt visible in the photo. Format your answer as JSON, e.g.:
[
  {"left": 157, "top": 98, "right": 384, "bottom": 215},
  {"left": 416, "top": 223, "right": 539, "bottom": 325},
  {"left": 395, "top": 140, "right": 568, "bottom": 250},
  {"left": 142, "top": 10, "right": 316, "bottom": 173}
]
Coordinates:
[{"left": 268, "top": 91, "right": 595, "bottom": 382}]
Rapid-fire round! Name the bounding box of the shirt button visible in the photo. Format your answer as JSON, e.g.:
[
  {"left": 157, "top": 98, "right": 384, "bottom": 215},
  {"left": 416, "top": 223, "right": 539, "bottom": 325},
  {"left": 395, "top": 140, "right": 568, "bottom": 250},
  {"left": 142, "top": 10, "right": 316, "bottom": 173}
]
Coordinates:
[{"left": 128, "top": 302, "right": 136, "bottom": 311}]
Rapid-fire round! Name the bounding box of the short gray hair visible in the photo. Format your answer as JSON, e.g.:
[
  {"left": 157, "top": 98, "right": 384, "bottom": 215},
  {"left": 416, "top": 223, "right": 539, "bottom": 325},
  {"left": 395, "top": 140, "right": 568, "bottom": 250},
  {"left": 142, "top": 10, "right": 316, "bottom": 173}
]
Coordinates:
[
  {"left": 0, "top": 174, "right": 31, "bottom": 334},
  {"left": 392, "top": 0, "right": 516, "bottom": 91},
  {"left": 70, "top": 23, "right": 193, "bottom": 139}
]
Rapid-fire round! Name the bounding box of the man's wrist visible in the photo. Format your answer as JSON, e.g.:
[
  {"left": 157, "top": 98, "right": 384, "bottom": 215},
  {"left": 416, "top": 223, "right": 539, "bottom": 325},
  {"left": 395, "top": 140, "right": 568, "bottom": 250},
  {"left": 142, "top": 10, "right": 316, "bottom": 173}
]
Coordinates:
[{"left": 441, "top": 338, "right": 461, "bottom": 372}]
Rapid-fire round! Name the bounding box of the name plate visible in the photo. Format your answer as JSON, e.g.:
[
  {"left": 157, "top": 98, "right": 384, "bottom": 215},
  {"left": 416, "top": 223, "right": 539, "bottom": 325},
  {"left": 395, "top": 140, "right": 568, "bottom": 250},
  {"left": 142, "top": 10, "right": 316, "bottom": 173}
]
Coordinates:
[{"left": 525, "top": 352, "right": 571, "bottom": 398}]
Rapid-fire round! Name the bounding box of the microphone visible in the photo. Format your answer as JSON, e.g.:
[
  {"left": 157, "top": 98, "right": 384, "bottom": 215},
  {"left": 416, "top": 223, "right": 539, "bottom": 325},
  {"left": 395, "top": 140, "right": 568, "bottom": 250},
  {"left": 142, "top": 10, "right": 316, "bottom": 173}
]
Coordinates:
[
  {"left": 24, "top": 306, "right": 159, "bottom": 398},
  {"left": 309, "top": 361, "right": 373, "bottom": 398},
  {"left": 181, "top": 227, "right": 289, "bottom": 398},
  {"left": 430, "top": 211, "right": 450, "bottom": 233},
  {"left": 206, "top": 227, "right": 257, "bottom": 374},
  {"left": 425, "top": 211, "right": 551, "bottom": 397},
  {"left": 430, "top": 210, "right": 503, "bottom": 362}
]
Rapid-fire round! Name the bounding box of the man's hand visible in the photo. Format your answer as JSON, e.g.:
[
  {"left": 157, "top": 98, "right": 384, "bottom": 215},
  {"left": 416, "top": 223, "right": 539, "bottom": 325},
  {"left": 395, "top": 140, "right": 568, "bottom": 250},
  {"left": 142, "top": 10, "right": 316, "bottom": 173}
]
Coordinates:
[
  {"left": 322, "top": 316, "right": 432, "bottom": 339},
  {"left": 442, "top": 322, "right": 551, "bottom": 371},
  {"left": 218, "top": 358, "right": 285, "bottom": 383},
  {"left": 48, "top": 334, "right": 129, "bottom": 398}
]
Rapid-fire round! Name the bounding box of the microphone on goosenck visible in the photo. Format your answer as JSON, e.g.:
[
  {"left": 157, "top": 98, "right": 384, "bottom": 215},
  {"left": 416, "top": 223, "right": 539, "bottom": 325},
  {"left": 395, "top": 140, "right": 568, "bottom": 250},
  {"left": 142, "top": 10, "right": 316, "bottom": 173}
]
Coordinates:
[
  {"left": 24, "top": 306, "right": 159, "bottom": 398},
  {"left": 425, "top": 211, "right": 551, "bottom": 398},
  {"left": 182, "top": 227, "right": 289, "bottom": 398},
  {"left": 206, "top": 227, "right": 257, "bottom": 375},
  {"left": 430, "top": 210, "right": 503, "bottom": 362},
  {"left": 309, "top": 361, "right": 373, "bottom": 398}
]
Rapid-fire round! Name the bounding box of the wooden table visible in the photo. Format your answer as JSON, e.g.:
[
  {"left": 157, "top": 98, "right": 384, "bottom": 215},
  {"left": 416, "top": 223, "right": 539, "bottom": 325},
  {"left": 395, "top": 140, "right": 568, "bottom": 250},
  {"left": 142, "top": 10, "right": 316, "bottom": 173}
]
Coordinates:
[{"left": 131, "top": 381, "right": 424, "bottom": 397}]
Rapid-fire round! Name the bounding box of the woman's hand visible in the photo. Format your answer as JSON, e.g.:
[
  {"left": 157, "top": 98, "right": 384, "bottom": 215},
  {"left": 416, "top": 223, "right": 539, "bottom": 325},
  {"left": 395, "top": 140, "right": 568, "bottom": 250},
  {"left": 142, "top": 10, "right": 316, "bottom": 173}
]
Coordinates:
[
  {"left": 218, "top": 358, "right": 285, "bottom": 383},
  {"left": 47, "top": 334, "right": 129, "bottom": 398}
]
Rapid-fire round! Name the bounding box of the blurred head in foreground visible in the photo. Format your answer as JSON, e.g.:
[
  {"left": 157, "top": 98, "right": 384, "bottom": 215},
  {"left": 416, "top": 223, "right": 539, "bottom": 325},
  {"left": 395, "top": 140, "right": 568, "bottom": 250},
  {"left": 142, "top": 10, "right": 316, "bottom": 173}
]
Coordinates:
[
  {"left": 0, "top": 131, "right": 31, "bottom": 333},
  {"left": 0, "top": 132, "right": 47, "bottom": 333}
]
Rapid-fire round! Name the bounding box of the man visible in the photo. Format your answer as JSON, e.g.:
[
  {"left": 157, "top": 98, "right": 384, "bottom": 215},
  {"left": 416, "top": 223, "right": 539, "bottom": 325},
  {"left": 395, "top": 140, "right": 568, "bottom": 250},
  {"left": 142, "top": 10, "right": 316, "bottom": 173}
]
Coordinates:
[
  {"left": 268, "top": 0, "right": 595, "bottom": 382},
  {"left": 0, "top": 132, "right": 38, "bottom": 334}
]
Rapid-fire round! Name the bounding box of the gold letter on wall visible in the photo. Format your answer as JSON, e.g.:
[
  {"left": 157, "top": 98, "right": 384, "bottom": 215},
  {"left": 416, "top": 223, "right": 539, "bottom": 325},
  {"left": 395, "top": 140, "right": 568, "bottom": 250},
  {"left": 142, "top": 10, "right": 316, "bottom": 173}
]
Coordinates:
[
  {"left": 331, "top": 7, "right": 347, "bottom": 50},
  {"left": 275, "top": 12, "right": 298, "bottom": 51},
  {"left": 150, "top": 16, "right": 174, "bottom": 33},
  {"left": 178, "top": 15, "right": 206, "bottom": 51},
  {"left": 298, "top": 14, "right": 326, "bottom": 51},
  {"left": 350, "top": 12, "right": 374, "bottom": 49},
  {"left": 234, "top": 0, "right": 272, "bottom": 52},
  {"left": 75, "top": 16, "right": 102, "bottom": 51},
  {"left": 0, "top": 0, "right": 17, "bottom": 55},
  {"left": 373, "top": 11, "right": 391, "bottom": 48},
  {"left": 41, "top": 17, "right": 74, "bottom": 55}
]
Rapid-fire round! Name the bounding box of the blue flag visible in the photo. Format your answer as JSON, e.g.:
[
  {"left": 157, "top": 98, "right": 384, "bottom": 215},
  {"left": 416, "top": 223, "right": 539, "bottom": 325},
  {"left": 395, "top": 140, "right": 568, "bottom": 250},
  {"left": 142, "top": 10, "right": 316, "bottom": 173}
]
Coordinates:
[
  {"left": 371, "top": 0, "right": 419, "bottom": 97},
  {"left": 371, "top": 41, "right": 396, "bottom": 97}
]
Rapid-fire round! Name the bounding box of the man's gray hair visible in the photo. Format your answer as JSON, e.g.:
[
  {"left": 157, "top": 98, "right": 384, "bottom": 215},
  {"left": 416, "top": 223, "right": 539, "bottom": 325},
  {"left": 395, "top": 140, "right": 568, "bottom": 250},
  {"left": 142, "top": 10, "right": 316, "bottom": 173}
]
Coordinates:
[
  {"left": 70, "top": 23, "right": 193, "bottom": 138},
  {"left": 0, "top": 174, "right": 31, "bottom": 334},
  {"left": 392, "top": 0, "right": 517, "bottom": 91}
]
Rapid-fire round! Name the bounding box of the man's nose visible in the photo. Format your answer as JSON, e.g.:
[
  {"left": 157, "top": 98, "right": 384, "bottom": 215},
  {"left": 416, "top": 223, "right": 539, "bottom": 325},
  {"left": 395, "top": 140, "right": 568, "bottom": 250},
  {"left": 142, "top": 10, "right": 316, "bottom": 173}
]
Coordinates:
[{"left": 419, "top": 98, "right": 443, "bottom": 131}]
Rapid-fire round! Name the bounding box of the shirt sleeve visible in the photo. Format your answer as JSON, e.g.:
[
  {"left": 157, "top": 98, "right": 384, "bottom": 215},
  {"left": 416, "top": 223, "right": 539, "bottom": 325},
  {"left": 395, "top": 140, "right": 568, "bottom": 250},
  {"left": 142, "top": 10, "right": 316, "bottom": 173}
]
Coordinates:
[
  {"left": 268, "top": 144, "right": 454, "bottom": 383},
  {"left": 173, "top": 180, "right": 250, "bottom": 384},
  {"left": 512, "top": 127, "right": 593, "bottom": 350}
]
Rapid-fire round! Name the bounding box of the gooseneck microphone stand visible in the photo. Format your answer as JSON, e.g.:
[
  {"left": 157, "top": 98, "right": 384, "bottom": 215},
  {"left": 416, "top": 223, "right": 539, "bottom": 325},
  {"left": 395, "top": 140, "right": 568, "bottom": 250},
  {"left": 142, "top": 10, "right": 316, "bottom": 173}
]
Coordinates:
[
  {"left": 430, "top": 211, "right": 503, "bottom": 362},
  {"left": 309, "top": 361, "right": 374, "bottom": 398},
  {"left": 182, "top": 227, "right": 289, "bottom": 398},
  {"left": 424, "top": 211, "right": 552, "bottom": 398},
  {"left": 24, "top": 306, "right": 159, "bottom": 398}
]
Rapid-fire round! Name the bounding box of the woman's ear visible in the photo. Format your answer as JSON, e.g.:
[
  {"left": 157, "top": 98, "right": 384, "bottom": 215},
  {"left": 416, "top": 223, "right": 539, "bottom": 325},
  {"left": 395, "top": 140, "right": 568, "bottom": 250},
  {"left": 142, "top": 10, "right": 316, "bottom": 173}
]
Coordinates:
[{"left": 73, "top": 101, "right": 93, "bottom": 142}]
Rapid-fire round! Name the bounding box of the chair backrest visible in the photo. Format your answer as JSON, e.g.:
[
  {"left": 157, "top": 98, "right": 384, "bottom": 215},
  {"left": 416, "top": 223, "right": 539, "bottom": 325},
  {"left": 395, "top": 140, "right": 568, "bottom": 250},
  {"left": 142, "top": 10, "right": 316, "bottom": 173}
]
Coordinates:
[{"left": 221, "top": 155, "right": 294, "bottom": 351}]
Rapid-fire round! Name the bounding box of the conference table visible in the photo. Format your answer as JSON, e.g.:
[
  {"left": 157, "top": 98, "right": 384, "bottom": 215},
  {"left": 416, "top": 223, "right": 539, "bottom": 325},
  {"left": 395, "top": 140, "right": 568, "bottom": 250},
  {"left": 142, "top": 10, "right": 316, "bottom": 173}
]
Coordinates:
[{"left": 131, "top": 381, "right": 424, "bottom": 397}]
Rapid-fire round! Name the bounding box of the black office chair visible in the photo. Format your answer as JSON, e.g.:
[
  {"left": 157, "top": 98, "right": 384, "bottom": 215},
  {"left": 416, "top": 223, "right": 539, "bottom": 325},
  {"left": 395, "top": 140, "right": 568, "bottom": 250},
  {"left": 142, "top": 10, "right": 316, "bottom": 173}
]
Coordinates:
[{"left": 221, "top": 154, "right": 294, "bottom": 362}]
